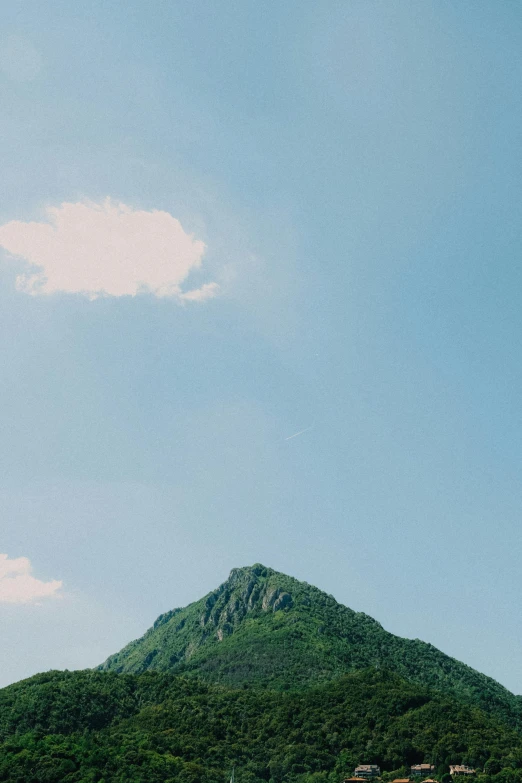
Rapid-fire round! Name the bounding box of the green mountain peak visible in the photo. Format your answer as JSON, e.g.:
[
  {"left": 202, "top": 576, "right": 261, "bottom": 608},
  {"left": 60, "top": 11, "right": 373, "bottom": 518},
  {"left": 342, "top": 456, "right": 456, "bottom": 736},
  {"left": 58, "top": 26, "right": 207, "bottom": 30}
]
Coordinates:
[{"left": 99, "top": 564, "right": 521, "bottom": 729}]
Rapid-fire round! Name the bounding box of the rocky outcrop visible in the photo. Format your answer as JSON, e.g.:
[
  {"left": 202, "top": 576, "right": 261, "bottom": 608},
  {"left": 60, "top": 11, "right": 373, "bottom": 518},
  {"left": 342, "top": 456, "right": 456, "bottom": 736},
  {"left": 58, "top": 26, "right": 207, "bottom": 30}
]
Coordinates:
[
  {"left": 262, "top": 586, "right": 293, "bottom": 612},
  {"left": 196, "top": 567, "right": 294, "bottom": 642},
  {"left": 273, "top": 592, "right": 292, "bottom": 611}
]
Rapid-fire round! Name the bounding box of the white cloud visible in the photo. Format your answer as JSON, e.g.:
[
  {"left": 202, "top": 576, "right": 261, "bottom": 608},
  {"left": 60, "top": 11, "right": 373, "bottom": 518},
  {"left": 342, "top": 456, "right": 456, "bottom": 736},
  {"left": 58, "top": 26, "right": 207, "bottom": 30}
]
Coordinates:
[
  {"left": 0, "top": 198, "right": 219, "bottom": 302},
  {"left": 179, "top": 281, "right": 220, "bottom": 302},
  {"left": 0, "top": 554, "right": 62, "bottom": 605}
]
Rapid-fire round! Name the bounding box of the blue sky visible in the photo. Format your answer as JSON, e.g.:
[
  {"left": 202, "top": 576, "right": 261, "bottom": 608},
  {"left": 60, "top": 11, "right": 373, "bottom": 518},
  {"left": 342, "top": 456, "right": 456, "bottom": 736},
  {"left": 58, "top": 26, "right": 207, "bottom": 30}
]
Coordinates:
[{"left": 2, "top": 1, "right": 522, "bottom": 692}]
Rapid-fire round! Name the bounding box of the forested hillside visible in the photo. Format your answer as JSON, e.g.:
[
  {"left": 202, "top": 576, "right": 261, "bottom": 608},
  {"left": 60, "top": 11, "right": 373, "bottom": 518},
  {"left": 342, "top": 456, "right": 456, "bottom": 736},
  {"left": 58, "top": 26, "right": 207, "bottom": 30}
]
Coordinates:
[{"left": 1, "top": 668, "right": 522, "bottom": 783}]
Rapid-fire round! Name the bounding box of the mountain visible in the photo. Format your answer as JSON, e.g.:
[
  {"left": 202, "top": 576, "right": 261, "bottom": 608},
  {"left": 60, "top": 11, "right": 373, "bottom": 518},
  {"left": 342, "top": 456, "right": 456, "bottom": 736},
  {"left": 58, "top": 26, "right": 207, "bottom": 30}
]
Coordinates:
[
  {"left": 99, "top": 564, "right": 522, "bottom": 728},
  {"left": 2, "top": 563, "right": 522, "bottom": 782}
]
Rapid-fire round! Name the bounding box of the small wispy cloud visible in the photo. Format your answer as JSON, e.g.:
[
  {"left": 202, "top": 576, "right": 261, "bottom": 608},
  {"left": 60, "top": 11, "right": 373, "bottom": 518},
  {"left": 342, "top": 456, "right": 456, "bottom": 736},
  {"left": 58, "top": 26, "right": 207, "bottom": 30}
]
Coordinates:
[
  {"left": 0, "top": 198, "right": 219, "bottom": 302},
  {"left": 0, "top": 554, "right": 62, "bottom": 605}
]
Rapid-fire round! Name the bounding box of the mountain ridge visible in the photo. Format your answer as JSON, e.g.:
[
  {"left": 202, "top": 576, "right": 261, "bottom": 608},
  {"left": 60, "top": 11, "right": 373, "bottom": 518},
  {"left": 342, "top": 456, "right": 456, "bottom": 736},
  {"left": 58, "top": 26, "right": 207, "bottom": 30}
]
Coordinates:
[{"left": 99, "top": 564, "right": 522, "bottom": 728}]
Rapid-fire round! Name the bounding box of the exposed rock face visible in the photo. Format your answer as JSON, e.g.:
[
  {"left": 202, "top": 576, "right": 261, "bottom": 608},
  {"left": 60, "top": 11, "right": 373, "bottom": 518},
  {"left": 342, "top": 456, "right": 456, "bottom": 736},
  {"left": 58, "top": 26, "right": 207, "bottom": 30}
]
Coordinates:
[
  {"left": 200, "top": 568, "right": 294, "bottom": 633},
  {"left": 262, "top": 587, "right": 293, "bottom": 612},
  {"left": 273, "top": 592, "right": 292, "bottom": 611}
]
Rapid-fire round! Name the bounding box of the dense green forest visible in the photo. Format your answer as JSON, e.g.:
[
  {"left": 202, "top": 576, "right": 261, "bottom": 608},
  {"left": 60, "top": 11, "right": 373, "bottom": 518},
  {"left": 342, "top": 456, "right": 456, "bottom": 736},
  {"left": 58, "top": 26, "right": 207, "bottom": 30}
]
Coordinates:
[
  {"left": 2, "top": 565, "right": 522, "bottom": 782},
  {"left": 1, "top": 668, "right": 522, "bottom": 783}
]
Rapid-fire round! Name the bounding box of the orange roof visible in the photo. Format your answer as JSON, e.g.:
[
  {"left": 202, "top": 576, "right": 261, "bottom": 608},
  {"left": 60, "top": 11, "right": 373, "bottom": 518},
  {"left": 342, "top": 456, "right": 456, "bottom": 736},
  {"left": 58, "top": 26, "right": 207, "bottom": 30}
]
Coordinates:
[{"left": 393, "top": 779, "right": 411, "bottom": 782}]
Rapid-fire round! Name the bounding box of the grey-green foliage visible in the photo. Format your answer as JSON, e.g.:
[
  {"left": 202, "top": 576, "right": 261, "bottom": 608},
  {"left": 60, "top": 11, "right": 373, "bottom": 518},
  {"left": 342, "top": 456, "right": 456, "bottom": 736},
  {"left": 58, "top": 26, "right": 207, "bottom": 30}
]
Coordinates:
[{"left": 99, "top": 564, "right": 522, "bottom": 728}]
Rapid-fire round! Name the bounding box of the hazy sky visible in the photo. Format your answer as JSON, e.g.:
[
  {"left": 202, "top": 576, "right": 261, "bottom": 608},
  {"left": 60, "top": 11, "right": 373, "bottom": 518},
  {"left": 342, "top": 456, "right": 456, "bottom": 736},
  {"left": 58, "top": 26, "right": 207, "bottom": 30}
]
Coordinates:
[{"left": 2, "top": 1, "right": 522, "bottom": 693}]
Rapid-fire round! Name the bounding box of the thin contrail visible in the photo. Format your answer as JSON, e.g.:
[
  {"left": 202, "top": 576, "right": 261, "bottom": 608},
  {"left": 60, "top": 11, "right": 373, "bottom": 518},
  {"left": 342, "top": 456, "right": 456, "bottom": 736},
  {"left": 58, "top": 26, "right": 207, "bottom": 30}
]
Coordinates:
[{"left": 284, "top": 425, "right": 313, "bottom": 441}]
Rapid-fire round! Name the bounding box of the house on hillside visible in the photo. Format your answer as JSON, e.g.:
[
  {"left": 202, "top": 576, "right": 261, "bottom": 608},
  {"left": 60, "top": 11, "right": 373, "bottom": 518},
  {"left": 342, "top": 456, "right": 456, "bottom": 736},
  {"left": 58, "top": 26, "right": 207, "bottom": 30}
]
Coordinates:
[
  {"left": 411, "top": 765, "right": 435, "bottom": 776},
  {"left": 450, "top": 767, "right": 475, "bottom": 776},
  {"left": 354, "top": 766, "right": 381, "bottom": 778}
]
